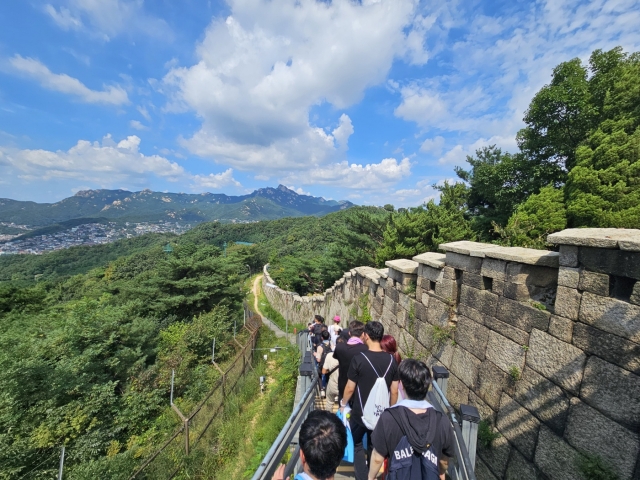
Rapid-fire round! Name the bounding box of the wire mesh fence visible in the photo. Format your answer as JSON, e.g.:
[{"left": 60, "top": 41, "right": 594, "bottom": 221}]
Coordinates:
[{"left": 130, "top": 316, "right": 261, "bottom": 480}]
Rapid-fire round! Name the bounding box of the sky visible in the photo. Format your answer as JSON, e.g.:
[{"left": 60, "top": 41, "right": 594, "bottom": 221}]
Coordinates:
[{"left": 0, "top": 0, "right": 639, "bottom": 207}]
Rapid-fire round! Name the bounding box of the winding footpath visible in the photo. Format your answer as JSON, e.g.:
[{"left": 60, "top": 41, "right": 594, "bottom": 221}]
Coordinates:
[{"left": 252, "top": 275, "right": 295, "bottom": 345}]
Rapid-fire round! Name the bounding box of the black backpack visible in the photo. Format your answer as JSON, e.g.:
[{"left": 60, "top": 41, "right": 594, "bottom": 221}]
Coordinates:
[{"left": 385, "top": 407, "right": 442, "bottom": 480}]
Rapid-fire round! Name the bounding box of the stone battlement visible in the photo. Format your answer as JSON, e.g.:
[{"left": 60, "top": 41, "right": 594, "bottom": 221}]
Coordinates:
[{"left": 262, "top": 229, "right": 640, "bottom": 479}]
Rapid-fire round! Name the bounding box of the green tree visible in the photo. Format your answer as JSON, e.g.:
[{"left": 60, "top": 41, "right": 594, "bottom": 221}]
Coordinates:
[
  {"left": 456, "top": 146, "right": 564, "bottom": 238},
  {"left": 494, "top": 186, "right": 567, "bottom": 248},
  {"left": 377, "top": 182, "right": 475, "bottom": 263}
]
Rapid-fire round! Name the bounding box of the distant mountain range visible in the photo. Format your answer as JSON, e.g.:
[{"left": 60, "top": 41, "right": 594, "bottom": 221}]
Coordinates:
[{"left": 0, "top": 185, "right": 354, "bottom": 227}]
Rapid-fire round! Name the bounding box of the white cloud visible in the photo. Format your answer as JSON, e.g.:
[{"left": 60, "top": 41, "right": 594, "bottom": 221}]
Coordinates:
[
  {"left": 286, "top": 185, "right": 311, "bottom": 196},
  {"left": 419, "top": 135, "right": 445, "bottom": 154},
  {"left": 129, "top": 120, "right": 148, "bottom": 131},
  {"left": 437, "top": 135, "right": 517, "bottom": 166},
  {"left": 282, "top": 158, "right": 412, "bottom": 189},
  {"left": 0, "top": 135, "right": 240, "bottom": 191},
  {"left": 8, "top": 55, "right": 129, "bottom": 106},
  {"left": 164, "top": 0, "right": 427, "bottom": 174},
  {"left": 137, "top": 105, "right": 151, "bottom": 121},
  {"left": 44, "top": 0, "right": 172, "bottom": 41}
]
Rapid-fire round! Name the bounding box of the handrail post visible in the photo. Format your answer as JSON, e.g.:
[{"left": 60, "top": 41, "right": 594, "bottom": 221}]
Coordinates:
[
  {"left": 431, "top": 365, "right": 449, "bottom": 412},
  {"left": 460, "top": 405, "right": 480, "bottom": 471}
]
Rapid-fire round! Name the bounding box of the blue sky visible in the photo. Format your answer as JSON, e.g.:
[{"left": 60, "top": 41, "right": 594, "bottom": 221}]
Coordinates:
[{"left": 0, "top": 0, "right": 639, "bottom": 206}]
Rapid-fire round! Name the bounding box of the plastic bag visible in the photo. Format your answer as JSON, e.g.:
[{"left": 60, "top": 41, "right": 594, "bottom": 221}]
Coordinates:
[{"left": 336, "top": 409, "right": 354, "bottom": 463}]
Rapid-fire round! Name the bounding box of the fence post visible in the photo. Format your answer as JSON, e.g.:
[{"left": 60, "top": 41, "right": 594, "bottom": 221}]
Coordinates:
[
  {"left": 58, "top": 445, "right": 65, "bottom": 480},
  {"left": 184, "top": 418, "right": 190, "bottom": 456},
  {"left": 460, "top": 404, "right": 480, "bottom": 470}
]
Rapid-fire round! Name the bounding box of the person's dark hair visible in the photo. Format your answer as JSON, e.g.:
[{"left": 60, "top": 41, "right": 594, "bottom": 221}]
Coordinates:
[
  {"left": 314, "top": 315, "right": 324, "bottom": 323},
  {"left": 399, "top": 359, "right": 432, "bottom": 400},
  {"left": 364, "top": 321, "right": 384, "bottom": 342},
  {"left": 381, "top": 334, "right": 402, "bottom": 365},
  {"left": 321, "top": 330, "right": 330, "bottom": 341},
  {"left": 299, "top": 410, "right": 347, "bottom": 479},
  {"left": 349, "top": 320, "right": 365, "bottom": 338},
  {"left": 336, "top": 336, "right": 345, "bottom": 344}
]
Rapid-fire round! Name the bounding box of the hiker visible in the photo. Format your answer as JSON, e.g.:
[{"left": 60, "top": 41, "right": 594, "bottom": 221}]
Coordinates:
[
  {"left": 333, "top": 320, "right": 367, "bottom": 402},
  {"left": 321, "top": 344, "right": 341, "bottom": 411},
  {"left": 368, "top": 359, "right": 454, "bottom": 480},
  {"left": 272, "top": 410, "right": 347, "bottom": 480},
  {"left": 328, "top": 315, "right": 342, "bottom": 348},
  {"left": 315, "top": 329, "right": 332, "bottom": 395},
  {"left": 380, "top": 334, "right": 405, "bottom": 400},
  {"left": 339, "top": 321, "right": 399, "bottom": 480},
  {"left": 311, "top": 315, "right": 325, "bottom": 348}
]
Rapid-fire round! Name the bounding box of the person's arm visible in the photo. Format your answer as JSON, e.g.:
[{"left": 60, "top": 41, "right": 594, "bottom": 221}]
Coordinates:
[
  {"left": 315, "top": 345, "right": 323, "bottom": 363},
  {"left": 340, "top": 379, "right": 356, "bottom": 409},
  {"left": 438, "top": 457, "right": 449, "bottom": 480},
  {"left": 368, "top": 449, "right": 385, "bottom": 480},
  {"left": 389, "top": 380, "right": 399, "bottom": 406}
]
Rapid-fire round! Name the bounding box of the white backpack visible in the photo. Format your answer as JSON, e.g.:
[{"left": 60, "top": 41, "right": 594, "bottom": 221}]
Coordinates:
[{"left": 358, "top": 352, "right": 394, "bottom": 430}]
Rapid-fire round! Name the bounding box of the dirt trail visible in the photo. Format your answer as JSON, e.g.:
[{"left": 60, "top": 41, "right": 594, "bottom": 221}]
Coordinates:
[
  {"left": 252, "top": 274, "right": 264, "bottom": 317},
  {"left": 252, "top": 274, "right": 295, "bottom": 344}
]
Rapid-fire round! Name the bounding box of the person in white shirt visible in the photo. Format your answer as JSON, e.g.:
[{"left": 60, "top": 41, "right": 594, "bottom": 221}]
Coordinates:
[{"left": 328, "top": 315, "right": 342, "bottom": 349}]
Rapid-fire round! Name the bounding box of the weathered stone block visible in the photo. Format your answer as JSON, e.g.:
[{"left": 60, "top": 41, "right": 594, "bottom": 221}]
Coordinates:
[
  {"left": 565, "top": 398, "right": 640, "bottom": 479},
  {"left": 434, "top": 277, "right": 457, "bottom": 300},
  {"left": 445, "top": 251, "right": 483, "bottom": 273},
  {"left": 573, "top": 323, "right": 640, "bottom": 375},
  {"left": 413, "top": 252, "right": 446, "bottom": 268},
  {"left": 496, "top": 394, "right": 541, "bottom": 460},
  {"left": 396, "top": 307, "right": 408, "bottom": 328},
  {"left": 398, "top": 292, "right": 411, "bottom": 311},
  {"left": 492, "top": 280, "right": 505, "bottom": 296},
  {"left": 372, "top": 296, "right": 383, "bottom": 315},
  {"left": 580, "top": 356, "right": 640, "bottom": 431},
  {"left": 486, "top": 330, "right": 526, "bottom": 374},
  {"left": 426, "top": 296, "right": 451, "bottom": 327},
  {"left": 418, "top": 264, "right": 444, "bottom": 282},
  {"left": 415, "top": 285, "right": 423, "bottom": 300},
  {"left": 578, "top": 270, "right": 610, "bottom": 296},
  {"left": 468, "top": 391, "right": 496, "bottom": 425},
  {"left": 458, "top": 303, "right": 485, "bottom": 324},
  {"left": 386, "top": 286, "right": 399, "bottom": 303},
  {"left": 442, "top": 266, "right": 457, "bottom": 280},
  {"left": 505, "top": 449, "right": 544, "bottom": 480},
  {"left": 527, "top": 329, "right": 586, "bottom": 395},
  {"left": 414, "top": 301, "right": 427, "bottom": 322},
  {"left": 455, "top": 315, "right": 489, "bottom": 360},
  {"left": 558, "top": 267, "right": 580, "bottom": 288},
  {"left": 496, "top": 297, "right": 551, "bottom": 332},
  {"left": 631, "top": 282, "right": 640, "bottom": 306},
  {"left": 504, "top": 282, "right": 550, "bottom": 302},
  {"left": 477, "top": 360, "right": 510, "bottom": 409},
  {"left": 451, "top": 347, "right": 481, "bottom": 389},
  {"left": 460, "top": 285, "right": 499, "bottom": 316},
  {"left": 534, "top": 425, "right": 583, "bottom": 480},
  {"left": 579, "top": 246, "right": 640, "bottom": 280},
  {"left": 462, "top": 271, "right": 486, "bottom": 290},
  {"left": 446, "top": 372, "right": 470, "bottom": 408},
  {"left": 579, "top": 292, "right": 640, "bottom": 343},
  {"left": 417, "top": 322, "right": 435, "bottom": 350},
  {"left": 514, "top": 367, "right": 570, "bottom": 434},
  {"left": 506, "top": 263, "right": 557, "bottom": 287},
  {"left": 477, "top": 433, "right": 511, "bottom": 479},
  {"left": 553, "top": 286, "right": 582, "bottom": 320},
  {"left": 481, "top": 257, "right": 507, "bottom": 281},
  {"left": 433, "top": 341, "right": 455, "bottom": 369},
  {"left": 548, "top": 315, "right": 573, "bottom": 343},
  {"left": 559, "top": 245, "right": 579, "bottom": 267},
  {"left": 421, "top": 292, "right": 430, "bottom": 307},
  {"left": 484, "top": 316, "right": 530, "bottom": 345},
  {"left": 475, "top": 457, "right": 499, "bottom": 480}
]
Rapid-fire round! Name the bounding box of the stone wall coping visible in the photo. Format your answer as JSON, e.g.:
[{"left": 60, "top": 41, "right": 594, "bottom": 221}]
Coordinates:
[
  {"left": 413, "top": 252, "right": 446, "bottom": 268},
  {"left": 354, "top": 266, "right": 381, "bottom": 284},
  {"left": 483, "top": 246, "right": 559, "bottom": 267},
  {"left": 376, "top": 268, "right": 389, "bottom": 279},
  {"left": 438, "top": 241, "right": 502, "bottom": 257},
  {"left": 548, "top": 228, "right": 640, "bottom": 251},
  {"left": 385, "top": 258, "right": 419, "bottom": 274}
]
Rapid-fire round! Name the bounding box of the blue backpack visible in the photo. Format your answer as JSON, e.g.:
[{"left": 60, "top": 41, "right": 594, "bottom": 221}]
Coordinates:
[{"left": 385, "top": 407, "right": 442, "bottom": 480}]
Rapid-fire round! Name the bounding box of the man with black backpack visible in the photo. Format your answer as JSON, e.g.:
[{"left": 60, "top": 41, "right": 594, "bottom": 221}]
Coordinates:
[
  {"left": 315, "top": 330, "right": 332, "bottom": 396},
  {"left": 367, "top": 359, "right": 455, "bottom": 480},
  {"left": 340, "top": 321, "right": 399, "bottom": 480}
]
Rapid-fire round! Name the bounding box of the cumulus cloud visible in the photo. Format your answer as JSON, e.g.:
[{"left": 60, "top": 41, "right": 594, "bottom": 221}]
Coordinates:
[
  {"left": 129, "top": 120, "right": 148, "bottom": 131},
  {"left": 419, "top": 135, "right": 445, "bottom": 154},
  {"left": 0, "top": 134, "right": 240, "bottom": 191},
  {"left": 282, "top": 158, "right": 412, "bottom": 189},
  {"left": 164, "top": 0, "right": 426, "bottom": 174},
  {"left": 8, "top": 55, "right": 129, "bottom": 105},
  {"left": 43, "top": 0, "right": 172, "bottom": 41},
  {"left": 437, "top": 135, "right": 517, "bottom": 166}
]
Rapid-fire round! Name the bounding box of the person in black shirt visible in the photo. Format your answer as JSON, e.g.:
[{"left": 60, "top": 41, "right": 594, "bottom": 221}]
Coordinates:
[
  {"left": 340, "top": 321, "right": 399, "bottom": 480},
  {"left": 368, "top": 359, "right": 455, "bottom": 480},
  {"left": 332, "top": 320, "right": 367, "bottom": 401}
]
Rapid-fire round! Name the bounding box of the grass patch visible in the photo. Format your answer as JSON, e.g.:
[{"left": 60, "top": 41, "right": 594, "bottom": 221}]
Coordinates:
[
  {"left": 477, "top": 419, "right": 501, "bottom": 449},
  {"left": 257, "top": 281, "right": 307, "bottom": 333},
  {"left": 576, "top": 452, "right": 619, "bottom": 480},
  {"left": 177, "top": 327, "right": 299, "bottom": 479}
]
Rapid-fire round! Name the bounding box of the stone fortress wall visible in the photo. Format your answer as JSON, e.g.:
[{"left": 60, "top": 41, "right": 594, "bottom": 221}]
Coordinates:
[{"left": 262, "top": 228, "right": 640, "bottom": 480}]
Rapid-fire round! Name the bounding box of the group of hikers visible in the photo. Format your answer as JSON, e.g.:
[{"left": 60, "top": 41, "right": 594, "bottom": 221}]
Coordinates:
[{"left": 275, "top": 315, "right": 455, "bottom": 480}]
